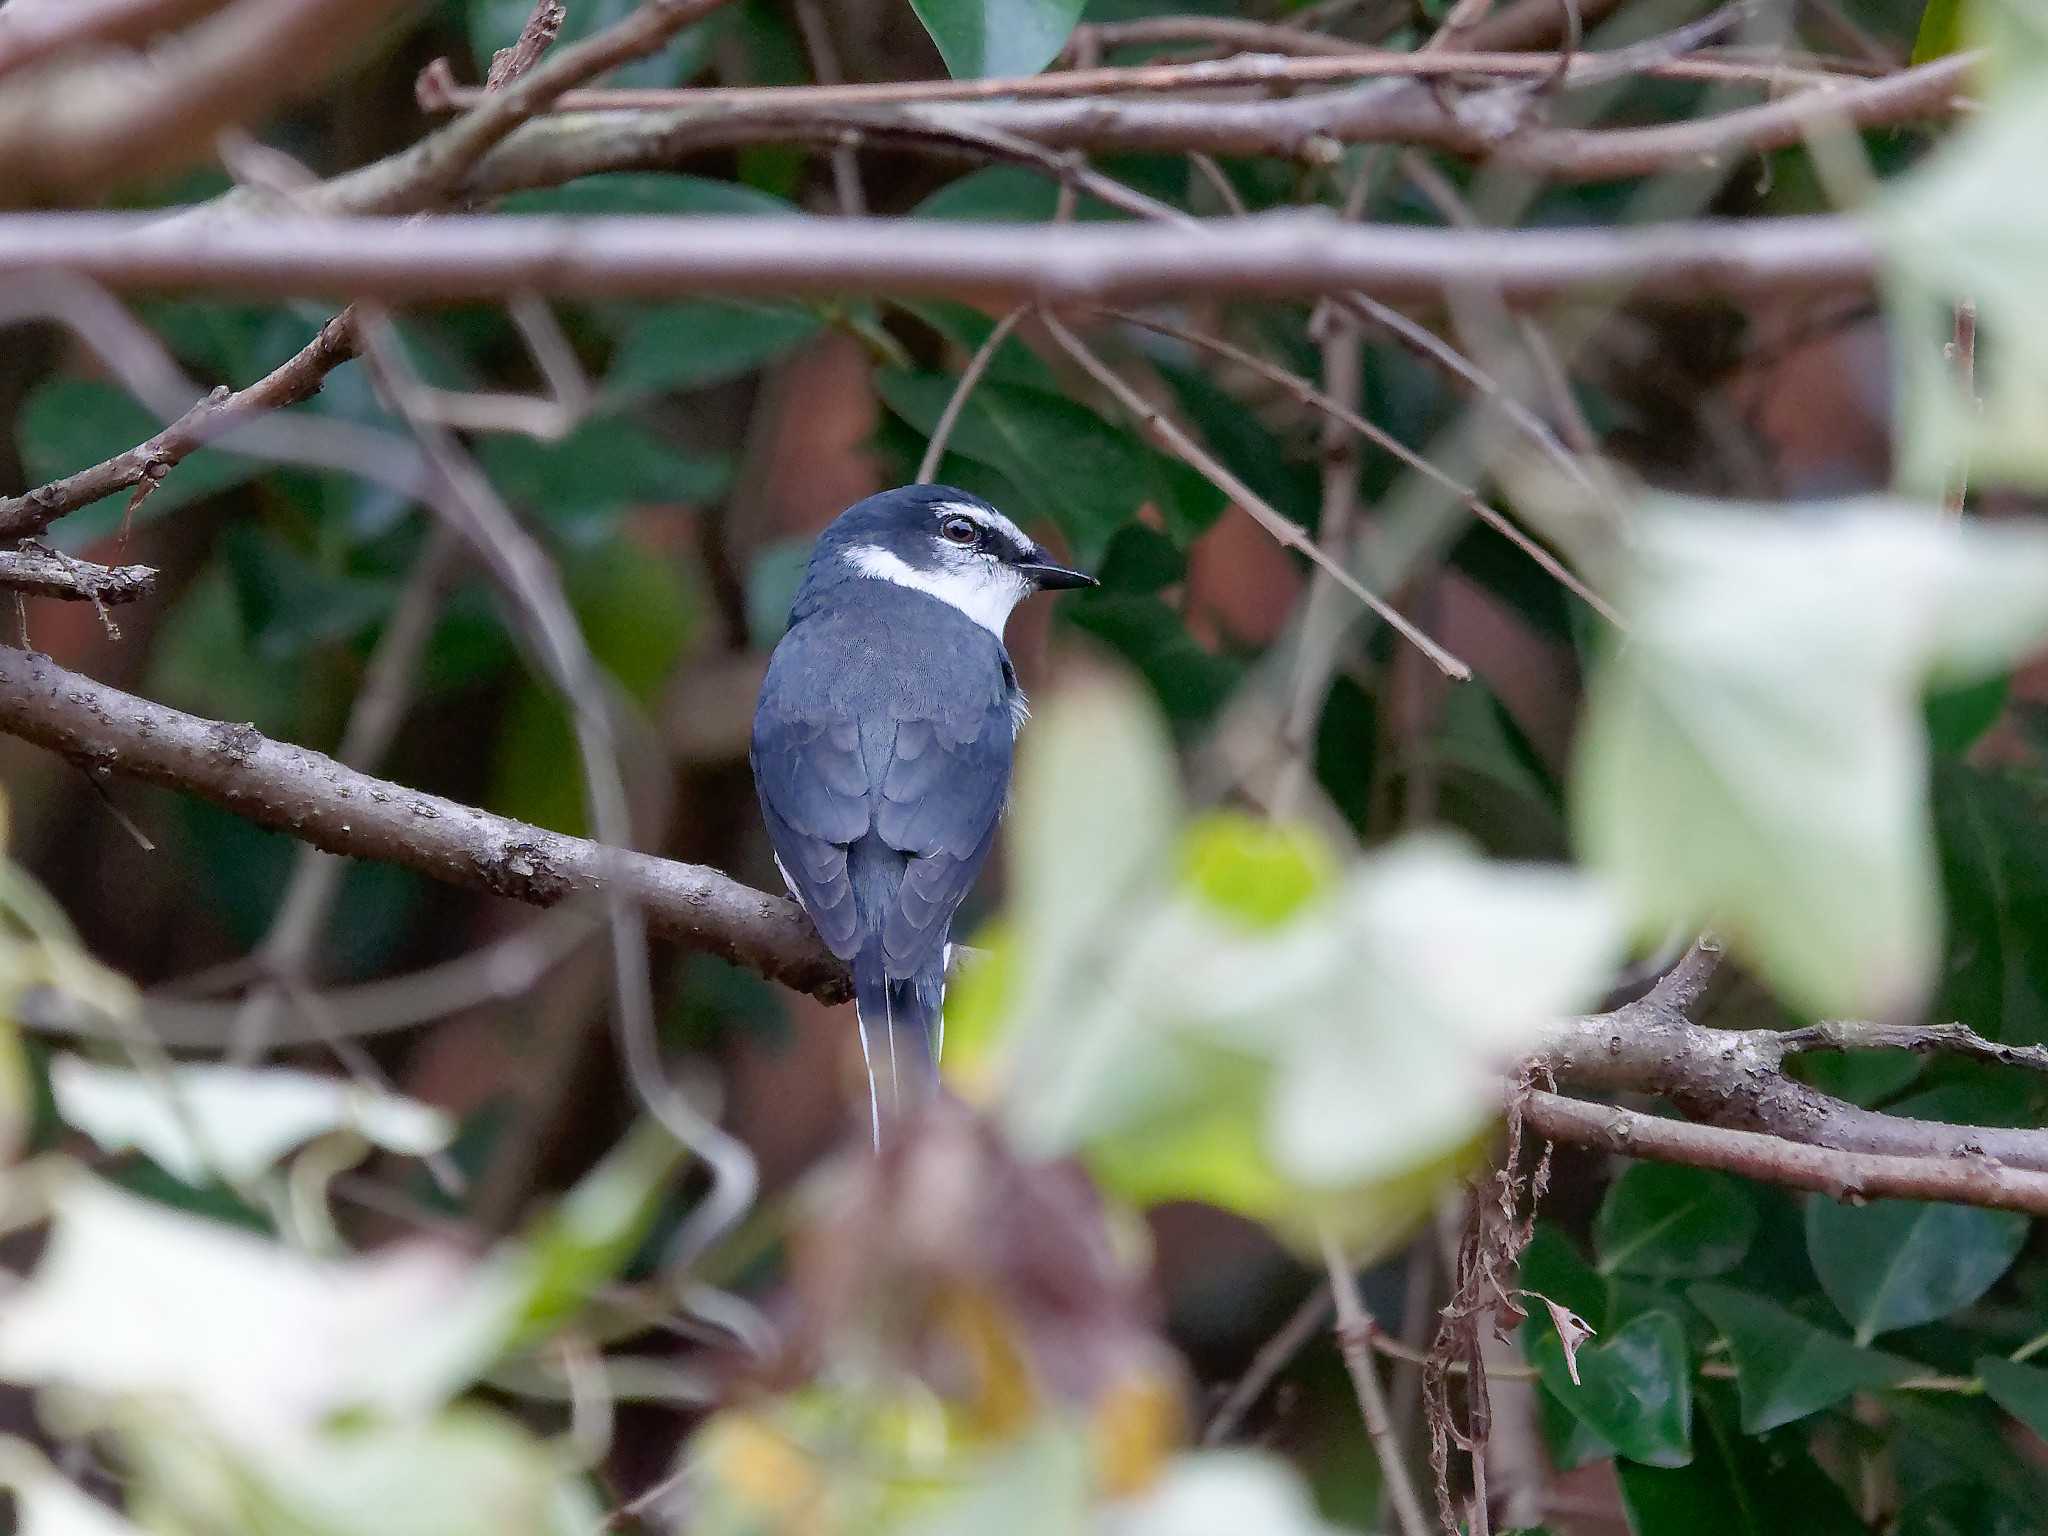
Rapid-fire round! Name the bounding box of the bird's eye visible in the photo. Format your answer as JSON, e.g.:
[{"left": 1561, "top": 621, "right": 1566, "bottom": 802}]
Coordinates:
[{"left": 939, "top": 515, "right": 979, "bottom": 546}]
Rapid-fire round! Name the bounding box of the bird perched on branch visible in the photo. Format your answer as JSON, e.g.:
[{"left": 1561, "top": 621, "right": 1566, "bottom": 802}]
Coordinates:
[{"left": 750, "top": 485, "right": 1096, "bottom": 1144}]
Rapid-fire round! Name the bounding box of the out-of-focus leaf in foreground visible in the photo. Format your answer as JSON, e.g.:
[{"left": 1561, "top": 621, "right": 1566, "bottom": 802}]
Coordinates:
[
  {"left": 1879, "top": 48, "right": 2048, "bottom": 496},
  {"left": 49, "top": 1056, "right": 452, "bottom": 1186},
  {"left": 0, "top": 1125, "right": 685, "bottom": 1530},
  {"left": 0, "top": 792, "right": 136, "bottom": 1162},
  {"left": 1574, "top": 497, "right": 2048, "bottom": 1020},
  {"left": 945, "top": 676, "right": 1620, "bottom": 1258},
  {"left": 684, "top": 1106, "right": 1343, "bottom": 1535}
]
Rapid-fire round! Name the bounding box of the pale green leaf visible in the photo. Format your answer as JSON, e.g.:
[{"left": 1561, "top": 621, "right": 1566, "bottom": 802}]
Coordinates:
[
  {"left": 1879, "top": 82, "right": 2048, "bottom": 495},
  {"left": 1575, "top": 497, "right": 2048, "bottom": 1018},
  {"left": 49, "top": 1056, "right": 452, "bottom": 1185}
]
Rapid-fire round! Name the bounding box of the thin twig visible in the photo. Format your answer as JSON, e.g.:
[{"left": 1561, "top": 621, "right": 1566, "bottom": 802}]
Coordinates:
[
  {"left": 420, "top": 43, "right": 1878, "bottom": 111},
  {"left": 1043, "top": 311, "right": 1470, "bottom": 680},
  {"left": 1204, "top": 1283, "right": 1335, "bottom": 1445},
  {"left": 1941, "top": 298, "right": 1977, "bottom": 520},
  {"left": 1107, "top": 308, "right": 1624, "bottom": 625},
  {"left": 229, "top": 528, "right": 467, "bottom": 1062},
  {"left": 1323, "top": 1226, "right": 1433, "bottom": 1536},
  {"left": 918, "top": 310, "right": 1022, "bottom": 483},
  {"left": 792, "top": 0, "right": 864, "bottom": 216}
]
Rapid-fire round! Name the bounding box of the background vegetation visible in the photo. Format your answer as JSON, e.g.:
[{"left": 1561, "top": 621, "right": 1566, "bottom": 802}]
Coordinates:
[{"left": 0, "top": 0, "right": 2042, "bottom": 1531}]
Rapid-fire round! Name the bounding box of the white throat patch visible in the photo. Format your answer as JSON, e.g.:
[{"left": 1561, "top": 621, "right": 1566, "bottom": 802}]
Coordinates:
[{"left": 845, "top": 543, "right": 1033, "bottom": 637}]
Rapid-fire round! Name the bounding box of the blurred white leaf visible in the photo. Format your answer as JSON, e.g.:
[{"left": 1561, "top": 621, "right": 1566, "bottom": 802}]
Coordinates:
[
  {"left": 1878, "top": 82, "right": 2048, "bottom": 496},
  {"left": 0, "top": 1173, "right": 518, "bottom": 1453},
  {"left": 1179, "top": 837, "right": 1620, "bottom": 1185},
  {"left": 121, "top": 1405, "right": 602, "bottom": 1536},
  {"left": 1575, "top": 497, "right": 2048, "bottom": 1017},
  {"left": 997, "top": 674, "right": 1184, "bottom": 1135},
  {"left": 979, "top": 704, "right": 1620, "bottom": 1251},
  {"left": 1106, "top": 1451, "right": 1348, "bottom": 1536},
  {"left": 50, "top": 1056, "right": 453, "bottom": 1185},
  {"left": 0, "top": 1439, "right": 146, "bottom": 1536}
]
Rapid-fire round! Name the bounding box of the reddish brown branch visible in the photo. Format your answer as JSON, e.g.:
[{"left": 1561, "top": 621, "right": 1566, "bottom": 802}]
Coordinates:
[
  {"left": 0, "top": 0, "right": 411, "bottom": 203},
  {"left": 0, "top": 645, "right": 846, "bottom": 1002},
  {"left": 0, "top": 311, "right": 357, "bottom": 540},
  {"left": 420, "top": 46, "right": 1874, "bottom": 113},
  {"left": 0, "top": 0, "right": 230, "bottom": 78},
  {"left": 0, "top": 210, "right": 1877, "bottom": 305},
  {"left": 414, "top": 50, "right": 1972, "bottom": 192},
  {"left": 1525, "top": 1093, "right": 2048, "bottom": 1217}
]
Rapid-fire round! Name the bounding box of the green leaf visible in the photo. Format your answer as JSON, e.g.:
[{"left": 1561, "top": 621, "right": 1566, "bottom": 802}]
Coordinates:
[
  {"left": 504, "top": 1119, "right": 685, "bottom": 1345},
  {"left": 479, "top": 413, "right": 731, "bottom": 527},
  {"left": 1618, "top": 1382, "right": 1864, "bottom": 1535},
  {"left": 1805, "top": 1195, "right": 2029, "bottom": 1343},
  {"left": 1689, "top": 1282, "right": 1916, "bottom": 1433},
  {"left": 1529, "top": 1310, "right": 1693, "bottom": 1467},
  {"left": 907, "top": 0, "right": 1085, "bottom": 78},
  {"left": 1595, "top": 1165, "right": 1759, "bottom": 1279},
  {"left": 1931, "top": 759, "right": 2048, "bottom": 1044},
  {"left": 48, "top": 1057, "right": 452, "bottom": 1187},
  {"left": 501, "top": 172, "right": 795, "bottom": 217},
  {"left": 222, "top": 525, "right": 394, "bottom": 660},
  {"left": 488, "top": 536, "right": 697, "bottom": 835},
  {"left": 609, "top": 301, "right": 821, "bottom": 397},
  {"left": 874, "top": 370, "right": 1151, "bottom": 563},
  {"left": 1154, "top": 359, "right": 1319, "bottom": 531},
  {"left": 1574, "top": 496, "right": 2048, "bottom": 1020},
  {"left": 467, "top": 0, "right": 723, "bottom": 89},
  {"left": 1927, "top": 672, "right": 2010, "bottom": 756},
  {"left": 1912, "top": 0, "right": 1965, "bottom": 63},
  {"left": 1095, "top": 523, "right": 1186, "bottom": 594},
  {"left": 1063, "top": 594, "right": 1241, "bottom": 724},
  {"left": 17, "top": 379, "right": 256, "bottom": 546},
  {"left": 1978, "top": 1354, "right": 2048, "bottom": 1442},
  {"left": 913, "top": 166, "right": 1125, "bottom": 224}
]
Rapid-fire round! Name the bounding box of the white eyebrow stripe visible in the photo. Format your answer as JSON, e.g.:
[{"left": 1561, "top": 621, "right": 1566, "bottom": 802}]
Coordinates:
[{"left": 934, "top": 499, "right": 1030, "bottom": 554}]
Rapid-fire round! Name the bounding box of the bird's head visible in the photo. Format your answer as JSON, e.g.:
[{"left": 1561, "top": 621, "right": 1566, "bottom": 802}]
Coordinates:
[{"left": 802, "top": 484, "right": 1096, "bottom": 636}]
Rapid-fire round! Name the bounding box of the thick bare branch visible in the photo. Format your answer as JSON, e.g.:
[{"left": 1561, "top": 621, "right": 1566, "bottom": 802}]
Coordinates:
[
  {"left": 0, "top": 644, "right": 846, "bottom": 1002},
  {"left": 1526, "top": 1092, "right": 2048, "bottom": 1217},
  {"left": 0, "top": 0, "right": 411, "bottom": 204},
  {"left": 0, "top": 210, "right": 1877, "bottom": 305},
  {"left": 0, "top": 0, "right": 230, "bottom": 78},
  {"left": 1540, "top": 984, "right": 2048, "bottom": 1173}
]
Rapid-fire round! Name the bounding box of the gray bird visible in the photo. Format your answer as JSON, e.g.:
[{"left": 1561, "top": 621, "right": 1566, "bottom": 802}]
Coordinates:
[{"left": 750, "top": 484, "right": 1096, "bottom": 1140}]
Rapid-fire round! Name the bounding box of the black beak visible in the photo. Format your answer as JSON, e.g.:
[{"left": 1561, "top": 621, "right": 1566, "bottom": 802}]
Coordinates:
[{"left": 1019, "top": 559, "right": 1098, "bottom": 591}]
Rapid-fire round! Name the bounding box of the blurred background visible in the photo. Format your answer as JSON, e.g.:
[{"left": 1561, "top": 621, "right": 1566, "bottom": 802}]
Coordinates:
[{"left": 4, "top": 0, "right": 2046, "bottom": 1532}]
